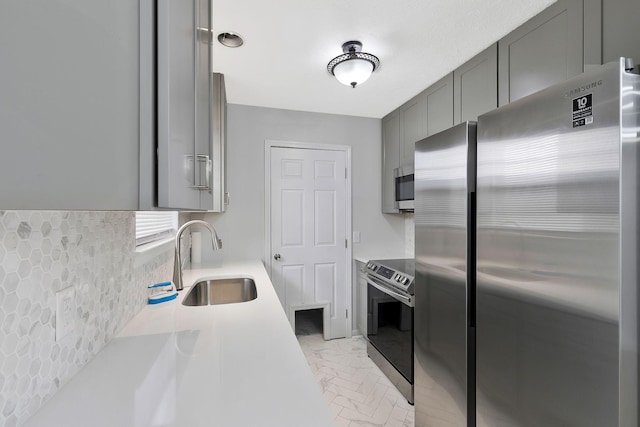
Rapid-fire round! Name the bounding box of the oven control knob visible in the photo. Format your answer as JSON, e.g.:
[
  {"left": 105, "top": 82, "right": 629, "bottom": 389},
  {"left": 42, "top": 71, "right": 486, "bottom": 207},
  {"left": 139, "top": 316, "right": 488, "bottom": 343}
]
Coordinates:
[{"left": 402, "top": 277, "right": 409, "bottom": 285}]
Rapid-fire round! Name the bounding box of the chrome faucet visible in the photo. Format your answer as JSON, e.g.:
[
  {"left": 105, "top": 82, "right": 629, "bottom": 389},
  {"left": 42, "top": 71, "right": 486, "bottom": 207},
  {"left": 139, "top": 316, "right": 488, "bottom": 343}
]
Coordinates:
[{"left": 173, "top": 220, "right": 222, "bottom": 291}]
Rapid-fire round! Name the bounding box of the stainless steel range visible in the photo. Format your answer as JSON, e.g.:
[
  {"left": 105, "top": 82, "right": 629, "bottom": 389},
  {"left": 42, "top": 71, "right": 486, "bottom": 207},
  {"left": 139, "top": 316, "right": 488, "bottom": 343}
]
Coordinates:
[{"left": 365, "top": 258, "right": 415, "bottom": 404}]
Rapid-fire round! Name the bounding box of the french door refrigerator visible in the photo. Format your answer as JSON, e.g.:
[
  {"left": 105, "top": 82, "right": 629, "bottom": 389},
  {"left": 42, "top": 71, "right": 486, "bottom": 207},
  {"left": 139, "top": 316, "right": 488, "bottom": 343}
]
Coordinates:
[
  {"left": 415, "top": 57, "right": 639, "bottom": 427},
  {"left": 414, "top": 121, "right": 477, "bottom": 426}
]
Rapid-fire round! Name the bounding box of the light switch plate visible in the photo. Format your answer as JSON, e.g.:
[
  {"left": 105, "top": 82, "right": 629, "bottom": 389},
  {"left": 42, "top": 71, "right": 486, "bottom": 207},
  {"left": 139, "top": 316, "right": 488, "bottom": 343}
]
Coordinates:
[
  {"left": 55, "top": 286, "right": 76, "bottom": 341},
  {"left": 352, "top": 231, "right": 361, "bottom": 244}
]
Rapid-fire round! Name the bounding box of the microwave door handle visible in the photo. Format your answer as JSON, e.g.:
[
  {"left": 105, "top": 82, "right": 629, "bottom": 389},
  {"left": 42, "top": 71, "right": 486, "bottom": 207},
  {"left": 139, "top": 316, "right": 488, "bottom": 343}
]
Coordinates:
[{"left": 367, "top": 277, "right": 413, "bottom": 307}]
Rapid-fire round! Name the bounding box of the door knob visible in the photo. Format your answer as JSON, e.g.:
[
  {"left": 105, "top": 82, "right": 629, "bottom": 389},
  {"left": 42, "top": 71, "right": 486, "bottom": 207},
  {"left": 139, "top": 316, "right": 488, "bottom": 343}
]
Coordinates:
[{"left": 274, "top": 253, "right": 281, "bottom": 260}]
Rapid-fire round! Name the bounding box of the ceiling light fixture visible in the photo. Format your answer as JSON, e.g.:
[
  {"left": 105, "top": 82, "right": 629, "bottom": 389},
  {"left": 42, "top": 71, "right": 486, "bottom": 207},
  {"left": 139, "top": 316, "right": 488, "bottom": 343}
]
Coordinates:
[
  {"left": 217, "top": 32, "right": 244, "bottom": 48},
  {"left": 327, "top": 41, "right": 380, "bottom": 88}
]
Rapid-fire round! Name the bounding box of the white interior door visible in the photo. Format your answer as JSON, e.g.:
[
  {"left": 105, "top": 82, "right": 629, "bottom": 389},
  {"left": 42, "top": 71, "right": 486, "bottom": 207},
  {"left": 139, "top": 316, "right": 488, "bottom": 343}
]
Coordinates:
[{"left": 269, "top": 146, "right": 348, "bottom": 339}]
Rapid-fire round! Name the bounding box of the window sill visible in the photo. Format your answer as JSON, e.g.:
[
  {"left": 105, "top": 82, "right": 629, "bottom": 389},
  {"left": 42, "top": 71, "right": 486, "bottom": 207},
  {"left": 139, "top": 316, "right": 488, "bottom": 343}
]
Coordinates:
[{"left": 134, "top": 237, "right": 175, "bottom": 267}]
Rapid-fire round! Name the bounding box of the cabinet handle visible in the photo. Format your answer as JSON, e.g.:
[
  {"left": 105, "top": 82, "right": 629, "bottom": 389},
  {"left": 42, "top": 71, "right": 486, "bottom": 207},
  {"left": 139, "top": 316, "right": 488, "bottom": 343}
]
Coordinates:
[
  {"left": 189, "top": 154, "right": 211, "bottom": 190},
  {"left": 274, "top": 253, "right": 281, "bottom": 260},
  {"left": 205, "top": 155, "right": 211, "bottom": 190}
]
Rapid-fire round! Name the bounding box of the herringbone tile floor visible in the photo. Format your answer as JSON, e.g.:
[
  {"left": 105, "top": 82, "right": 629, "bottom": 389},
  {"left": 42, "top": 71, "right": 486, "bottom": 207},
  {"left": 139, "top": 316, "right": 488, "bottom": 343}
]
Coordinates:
[{"left": 298, "top": 333, "right": 415, "bottom": 427}]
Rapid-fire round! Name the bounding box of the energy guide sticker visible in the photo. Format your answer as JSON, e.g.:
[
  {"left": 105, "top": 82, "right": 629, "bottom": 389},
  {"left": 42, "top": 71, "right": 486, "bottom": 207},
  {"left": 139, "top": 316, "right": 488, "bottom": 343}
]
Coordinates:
[{"left": 572, "top": 94, "right": 593, "bottom": 127}]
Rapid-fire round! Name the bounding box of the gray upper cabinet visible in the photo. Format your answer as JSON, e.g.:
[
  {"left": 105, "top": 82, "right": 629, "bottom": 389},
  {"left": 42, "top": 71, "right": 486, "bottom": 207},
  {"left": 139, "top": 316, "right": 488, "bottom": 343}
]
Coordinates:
[
  {"left": 382, "top": 110, "right": 400, "bottom": 214},
  {"left": 423, "top": 73, "right": 454, "bottom": 137},
  {"left": 383, "top": 74, "right": 454, "bottom": 214},
  {"left": 207, "top": 73, "right": 228, "bottom": 213},
  {"left": 399, "top": 95, "right": 424, "bottom": 171},
  {"left": 498, "top": 0, "right": 585, "bottom": 106},
  {"left": 157, "top": 0, "right": 214, "bottom": 211},
  {"left": 454, "top": 44, "right": 498, "bottom": 124},
  {"left": 602, "top": 0, "right": 640, "bottom": 65},
  {"left": 398, "top": 73, "right": 454, "bottom": 171},
  {"left": 0, "top": 1, "right": 141, "bottom": 210}
]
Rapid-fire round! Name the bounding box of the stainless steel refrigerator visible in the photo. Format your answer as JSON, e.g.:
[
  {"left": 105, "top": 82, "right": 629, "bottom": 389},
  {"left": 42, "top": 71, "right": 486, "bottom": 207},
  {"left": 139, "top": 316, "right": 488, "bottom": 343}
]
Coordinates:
[{"left": 415, "top": 58, "right": 639, "bottom": 427}]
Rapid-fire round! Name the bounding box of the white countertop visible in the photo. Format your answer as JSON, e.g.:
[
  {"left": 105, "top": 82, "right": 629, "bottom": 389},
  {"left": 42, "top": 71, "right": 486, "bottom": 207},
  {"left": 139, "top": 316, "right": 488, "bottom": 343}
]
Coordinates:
[{"left": 24, "top": 260, "right": 335, "bottom": 427}]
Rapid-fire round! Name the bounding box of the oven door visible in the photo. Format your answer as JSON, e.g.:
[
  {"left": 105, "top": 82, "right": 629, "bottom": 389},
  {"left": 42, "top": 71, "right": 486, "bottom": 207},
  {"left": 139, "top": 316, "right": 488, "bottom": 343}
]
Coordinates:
[{"left": 366, "top": 276, "right": 414, "bottom": 383}]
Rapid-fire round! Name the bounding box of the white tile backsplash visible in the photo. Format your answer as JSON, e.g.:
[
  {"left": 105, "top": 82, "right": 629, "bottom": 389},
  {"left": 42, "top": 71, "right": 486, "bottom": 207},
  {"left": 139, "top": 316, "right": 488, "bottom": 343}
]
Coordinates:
[{"left": 0, "top": 211, "right": 174, "bottom": 427}]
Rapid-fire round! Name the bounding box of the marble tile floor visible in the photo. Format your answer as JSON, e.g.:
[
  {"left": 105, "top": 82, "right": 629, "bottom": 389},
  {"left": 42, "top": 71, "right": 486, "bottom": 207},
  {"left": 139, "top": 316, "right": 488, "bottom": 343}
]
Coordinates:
[{"left": 297, "top": 326, "right": 414, "bottom": 426}]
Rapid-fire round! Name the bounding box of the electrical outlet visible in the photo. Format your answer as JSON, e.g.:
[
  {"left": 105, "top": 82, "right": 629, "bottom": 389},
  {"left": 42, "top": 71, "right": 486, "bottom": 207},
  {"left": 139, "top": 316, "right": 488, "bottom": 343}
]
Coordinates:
[{"left": 55, "top": 286, "right": 76, "bottom": 341}]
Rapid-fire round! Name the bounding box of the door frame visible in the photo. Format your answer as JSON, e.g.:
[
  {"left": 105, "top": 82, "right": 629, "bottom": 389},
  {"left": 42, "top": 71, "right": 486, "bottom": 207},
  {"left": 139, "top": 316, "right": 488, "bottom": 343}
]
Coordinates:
[{"left": 264, "top": 140, "right": 353, "bottom": 338}]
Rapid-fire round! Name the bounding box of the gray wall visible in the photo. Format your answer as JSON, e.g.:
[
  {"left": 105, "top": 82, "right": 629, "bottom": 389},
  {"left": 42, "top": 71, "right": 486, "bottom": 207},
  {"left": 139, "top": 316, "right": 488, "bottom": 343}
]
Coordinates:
[{"left": 192, "top": 104, "right": 406, "bottom": 263}]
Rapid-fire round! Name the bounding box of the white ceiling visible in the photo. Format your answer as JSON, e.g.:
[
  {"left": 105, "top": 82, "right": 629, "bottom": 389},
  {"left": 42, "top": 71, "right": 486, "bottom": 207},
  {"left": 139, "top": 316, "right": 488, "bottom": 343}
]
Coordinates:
[{"left": 211, "top": 0, "right": 556, "bottom": 119}]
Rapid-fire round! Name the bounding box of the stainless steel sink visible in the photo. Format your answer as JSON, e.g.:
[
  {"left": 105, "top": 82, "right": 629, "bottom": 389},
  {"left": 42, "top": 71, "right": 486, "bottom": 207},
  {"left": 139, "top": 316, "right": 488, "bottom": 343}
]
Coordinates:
[{"left": 182, "top": 278, "right": 257, "bottom": 306}]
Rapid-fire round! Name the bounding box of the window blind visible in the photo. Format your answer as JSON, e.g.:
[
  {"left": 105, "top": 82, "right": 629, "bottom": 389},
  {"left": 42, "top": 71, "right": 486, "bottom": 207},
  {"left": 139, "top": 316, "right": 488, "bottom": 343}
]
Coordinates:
[{"left": 135, "top": 211, "right": 178, "bottom": 246}]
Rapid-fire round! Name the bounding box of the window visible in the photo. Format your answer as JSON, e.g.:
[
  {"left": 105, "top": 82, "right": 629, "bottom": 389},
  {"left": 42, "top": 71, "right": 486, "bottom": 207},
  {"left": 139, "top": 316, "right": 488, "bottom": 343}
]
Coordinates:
[{"left": 135, "top": 211, "right": 178, "bottom": 246}]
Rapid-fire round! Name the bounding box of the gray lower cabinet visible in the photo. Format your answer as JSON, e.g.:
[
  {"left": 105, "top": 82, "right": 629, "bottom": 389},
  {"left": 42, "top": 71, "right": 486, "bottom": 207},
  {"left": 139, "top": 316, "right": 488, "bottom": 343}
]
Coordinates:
[
  {"left": 355, "top": 260, "right": 368, "bottom": 337},
  {"left": 0, "top": 0, "right": 141, "bottom": 210},
  {"left": 454, "top": 44, "right": 498, "bottom": 124},
  {"left": 382, "top": 110, "right": 400, "bottom": 214},
  {"left": 498, "top": 0, "right": 594, "bottom": 106}
]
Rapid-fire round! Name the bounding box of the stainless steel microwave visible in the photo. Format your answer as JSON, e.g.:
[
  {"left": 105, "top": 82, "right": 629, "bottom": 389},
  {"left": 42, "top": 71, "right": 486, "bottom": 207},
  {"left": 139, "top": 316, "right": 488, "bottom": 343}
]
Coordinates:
[{"left": 394, "top": 167, "right": 414, "bottom": 211}]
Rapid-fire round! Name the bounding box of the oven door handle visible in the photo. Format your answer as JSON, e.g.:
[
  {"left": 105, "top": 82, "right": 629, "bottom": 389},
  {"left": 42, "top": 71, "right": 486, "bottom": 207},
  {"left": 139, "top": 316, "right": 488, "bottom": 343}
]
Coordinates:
[{"left": 367, "top": 276, "right": 414, "bottom": 307}]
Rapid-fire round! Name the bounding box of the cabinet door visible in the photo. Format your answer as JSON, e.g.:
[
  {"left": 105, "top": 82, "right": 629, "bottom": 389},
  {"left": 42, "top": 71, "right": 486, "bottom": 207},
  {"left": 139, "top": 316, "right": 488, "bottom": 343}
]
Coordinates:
[
  {"left": 206, "top": 73, "right": 227, "bottom": 212},
  {"left": 195, "top": 0, "right": 214, "bottom": 210},
  {"left": 498, "top": 0, "right": 584, "bottom": 106},
  {"left": 454, "top": 44, "right": 498, "bottom": 124},
  {"left": 382, "top": 110, "right": 400, "bottom": 214},
  {"left": 157, "top": 0, "right": 212, "bottom": 210},
  {"left": 602, "top": 0, "right": 640, "bottom": 65},
  {"left": 399, "top": 95, "right": 424, "bottom": 171},
  {"left": 399, "top": 73, "right": 454, "bottom": 172},
  {"left": 424, "top": 73, "right": 454, "bottom": 137},
  {"left": 0, "top": 1, "right": 140, "bottom": 210}
]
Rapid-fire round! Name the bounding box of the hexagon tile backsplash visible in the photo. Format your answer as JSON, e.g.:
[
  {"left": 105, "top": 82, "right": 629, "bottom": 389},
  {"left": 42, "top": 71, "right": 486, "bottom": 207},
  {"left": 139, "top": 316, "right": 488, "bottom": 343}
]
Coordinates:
[{"left": 0, "top": 211, "right": 174, "bottom": 427}]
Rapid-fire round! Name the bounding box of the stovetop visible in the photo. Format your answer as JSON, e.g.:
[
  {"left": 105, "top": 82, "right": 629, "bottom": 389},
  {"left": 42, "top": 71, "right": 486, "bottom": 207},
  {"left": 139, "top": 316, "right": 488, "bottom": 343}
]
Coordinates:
[
  {"left": 365, "top": 258, "right": 415, "bottom": 295},
  {"left": 369, "top": 258, "right": 415, "bottom": 277}
]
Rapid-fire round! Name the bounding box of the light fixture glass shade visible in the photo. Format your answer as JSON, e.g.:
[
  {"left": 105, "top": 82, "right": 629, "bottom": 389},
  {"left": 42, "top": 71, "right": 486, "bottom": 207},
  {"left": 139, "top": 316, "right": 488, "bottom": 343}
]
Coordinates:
[
  {"left": 333, "top": 59, "right": 374, "bottom": 88},
  {"left": 327, "top": 41, "right": 380, "bottom": 88}
]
